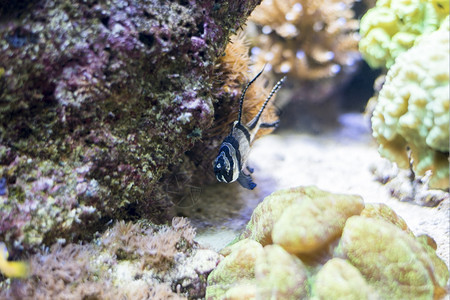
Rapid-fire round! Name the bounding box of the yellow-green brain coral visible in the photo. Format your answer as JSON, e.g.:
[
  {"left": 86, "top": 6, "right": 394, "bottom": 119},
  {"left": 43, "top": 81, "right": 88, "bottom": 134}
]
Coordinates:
[
  {"left": 359, "top": 0, "right": 449, "bottom": 68},
  {"left": 371, "top": 24, "right": 449, "bottom": 189},
  {"left": 206, "top": 186, "right": 449, "bottom": 299}
]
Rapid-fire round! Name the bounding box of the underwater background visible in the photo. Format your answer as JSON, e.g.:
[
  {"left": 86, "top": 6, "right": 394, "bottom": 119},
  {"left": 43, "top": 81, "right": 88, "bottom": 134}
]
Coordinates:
[{"left": 0, "top": 0, "right": 449, "bottom": 299}]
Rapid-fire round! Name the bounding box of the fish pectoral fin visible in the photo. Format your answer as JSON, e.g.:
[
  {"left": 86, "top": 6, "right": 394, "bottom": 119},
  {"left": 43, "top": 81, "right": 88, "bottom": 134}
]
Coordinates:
[
  {"left": 246, "top": 166, "right": 254, "bottom": 173},
  {"left": 237, "top": 171, "right": 256, "bottom": 190},
  {"left": 259, "top": 120, "right": 280, "bottom": 129}
]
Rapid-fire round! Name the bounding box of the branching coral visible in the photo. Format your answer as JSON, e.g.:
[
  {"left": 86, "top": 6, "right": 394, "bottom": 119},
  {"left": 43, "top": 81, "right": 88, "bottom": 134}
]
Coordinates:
[
  {"left": 206, "top": 186, "right": 449, "bottom": 299},
  {"left": 359, "top": 0, "right": 449, "bottom": 69},
  {"left": 246, "top": 0, "right": 361, "bottom": 102},
  {"left": 371, "top": 23, "right": 449, "bottom": 189},
  {"left": 1, "top": 218, "right": 219, "bottom": 299}
]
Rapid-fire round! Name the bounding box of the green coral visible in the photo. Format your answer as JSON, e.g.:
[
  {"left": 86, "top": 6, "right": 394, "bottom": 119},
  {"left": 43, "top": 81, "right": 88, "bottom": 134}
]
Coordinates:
[
  {"left": 371, "top": 23, "right": 449, "bottom": 189},
  {"left": 359, "top": 0, "right": 449, "bottom": 68},
  {"left": 206, "top": 187, "right": 449, "bottom": 299},
  {"left": 206, "top": 239, "right": 263, "bottom": 299},
  {"left": 237, "top": 186, "right": 364, "bottom": 249},
  {"left": 311, "top": 258, "right": 374, "bottom": 299},
  {"left": 339, "top": 216, "right": 448, "bottom": 299},
  {"left": 207, "top": 241, "right": 309, "bottom": 299}
]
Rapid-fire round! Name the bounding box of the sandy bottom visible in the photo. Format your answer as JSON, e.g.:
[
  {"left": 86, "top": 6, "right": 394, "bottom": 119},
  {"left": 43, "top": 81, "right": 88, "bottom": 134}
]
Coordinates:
[{"left": 175, "top": 113, "right": 449, "bottom": 270}]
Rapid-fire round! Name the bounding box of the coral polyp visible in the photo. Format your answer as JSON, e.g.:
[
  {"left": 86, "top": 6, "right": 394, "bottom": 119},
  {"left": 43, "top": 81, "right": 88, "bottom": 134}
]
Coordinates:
[
  {"left": 247, "top": 0, "right": 361, "bottom": 92},
  {"left": 371, "top": 22, "right": 449, "bottom": 189},
  {"left": 206, "top": 186, "right": 449, "bottom": 299}
]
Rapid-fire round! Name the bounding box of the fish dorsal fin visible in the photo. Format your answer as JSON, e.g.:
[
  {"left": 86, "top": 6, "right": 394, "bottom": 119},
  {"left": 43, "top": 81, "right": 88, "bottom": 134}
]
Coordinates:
[
  {"left": 237, "top": 65, "right": 266, "bottom": 125},
  {"left": 247, "top": 76, "right": 286, "bottom": 130}
]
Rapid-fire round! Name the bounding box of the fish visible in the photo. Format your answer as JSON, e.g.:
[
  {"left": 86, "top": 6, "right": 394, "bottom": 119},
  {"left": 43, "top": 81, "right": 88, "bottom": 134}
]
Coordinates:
[
  {"left": 0, "top": 242, "right": 29, "bottom": 278},
  {"left": 213, "top": 67, "right": 286, "bottom": 189}
]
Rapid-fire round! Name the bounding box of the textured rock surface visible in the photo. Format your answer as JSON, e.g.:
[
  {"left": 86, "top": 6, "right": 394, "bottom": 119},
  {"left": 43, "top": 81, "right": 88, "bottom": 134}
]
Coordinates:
[{"left": 0, "top": 0, "right": 261, "bottom": 252}]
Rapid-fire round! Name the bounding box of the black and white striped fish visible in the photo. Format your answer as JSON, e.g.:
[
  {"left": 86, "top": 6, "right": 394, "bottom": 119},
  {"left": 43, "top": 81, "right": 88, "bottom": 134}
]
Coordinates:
[{"left": 213, "top": 68, "right": 286, "bottom": 190}]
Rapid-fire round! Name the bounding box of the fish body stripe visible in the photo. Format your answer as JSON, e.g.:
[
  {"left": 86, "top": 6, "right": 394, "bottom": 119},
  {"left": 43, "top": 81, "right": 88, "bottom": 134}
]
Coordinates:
[
  {"left": 223, "top": 135, "right": 243, "bottom": 172},
  {"left": 234, "top": 123, "right": 251, "bottom": 143},
  {"left": 218, "top": 145, "right": 233, "bottom": 182},
  {"left": 217, "top": 142, "right": 240, "bottom": 182}
]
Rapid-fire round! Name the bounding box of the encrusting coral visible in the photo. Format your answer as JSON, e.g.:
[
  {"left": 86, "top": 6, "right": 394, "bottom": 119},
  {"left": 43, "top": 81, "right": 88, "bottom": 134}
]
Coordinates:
[
  {"left": 359, "top": 0, "right": 449, "bottom": 69},
  {"left": 0, "top": 217, "right": 220, "bottom": 299},
  {"left": 206, "top": 186, "right": 449, "bottom": 299},
  {"left": 0, "top": 0, "right": 262, "bottom": 253},
  {"left": 371, "top": 20, "right": 449, "bottom": 190},
  {"left": 246, "top": 0, "right": 361, "bottom": 102}
]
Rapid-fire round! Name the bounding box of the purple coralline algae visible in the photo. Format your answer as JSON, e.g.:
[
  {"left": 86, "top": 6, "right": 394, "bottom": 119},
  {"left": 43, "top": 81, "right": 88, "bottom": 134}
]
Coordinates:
[{"left": 0, "top": 0, "right": 261, "bottom": 253}]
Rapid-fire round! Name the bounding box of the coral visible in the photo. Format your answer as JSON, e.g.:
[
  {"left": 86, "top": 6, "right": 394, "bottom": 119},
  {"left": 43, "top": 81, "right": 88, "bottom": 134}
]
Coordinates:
[
  {"left": 0, "top": 217, "right": 220, "bottom": 299},
  {"left": 371, "top": 24, "right": 449, "bottom": 189},
  {"left": 100, "top": 217, "right": 196, "bottom": 269},
  {"left": 359, "top": 0, "right": 449, "bottom": 69},
  {"left": 0, "top": 0, "right": 262, "bottom": 252},
  {"left": 0, "top": 242, "right": 28, "bottom": 279},
  {"left": 247, "top": 0, "right": 361, "bottom": 102},
  {"left": 339, "top": 215, "right": 448, "bottom": 299},
  {"left": 207, "top": 241, "right": 308, "bottom": 299},
  {"left": 237, "top": 186, "right": 364, "bottom": 250},
  {"left": 206, "top": 186, "right": 449, "bottom": 299},
  {"left": 311, "top": 258, "right": 375, "bottom": 299},
  {"left": 206, "top": 238, "right": 263, "bottom": 299},
  {"left": 253, "top": 244, "right": 309, "bottom": 298},
  {"left": 271, "top": 189, "right": 363, "bottom": 254}
]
